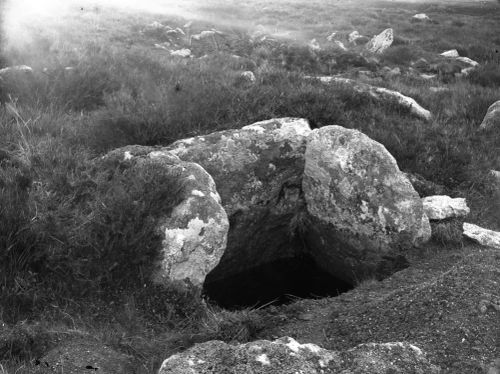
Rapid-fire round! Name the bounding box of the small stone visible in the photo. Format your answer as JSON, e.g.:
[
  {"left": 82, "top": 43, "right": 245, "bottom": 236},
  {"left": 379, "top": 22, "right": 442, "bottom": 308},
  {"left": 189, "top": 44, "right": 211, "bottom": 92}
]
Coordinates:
[{"left": 440, "top": 49, "right": 459, "bottom": 58}]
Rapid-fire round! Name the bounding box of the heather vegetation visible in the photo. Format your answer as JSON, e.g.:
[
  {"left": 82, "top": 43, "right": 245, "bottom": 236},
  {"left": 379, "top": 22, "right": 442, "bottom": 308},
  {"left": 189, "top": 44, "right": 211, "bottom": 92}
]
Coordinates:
[{"left": 0, "top": 0, "right": 499, "bottom": 372}]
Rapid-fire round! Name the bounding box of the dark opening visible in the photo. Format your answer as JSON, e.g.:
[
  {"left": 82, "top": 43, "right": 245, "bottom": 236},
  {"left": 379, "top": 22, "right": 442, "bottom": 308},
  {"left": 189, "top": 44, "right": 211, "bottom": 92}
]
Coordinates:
[{"left": 203, "top": 253, "right": 354, "bottom": 309}]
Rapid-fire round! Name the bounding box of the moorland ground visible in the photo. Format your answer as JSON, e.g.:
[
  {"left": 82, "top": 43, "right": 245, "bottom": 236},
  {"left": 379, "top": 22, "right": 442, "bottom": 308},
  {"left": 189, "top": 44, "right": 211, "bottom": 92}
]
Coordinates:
[{"left": 0, "top": 0, "right": 499, "bottom": 372}]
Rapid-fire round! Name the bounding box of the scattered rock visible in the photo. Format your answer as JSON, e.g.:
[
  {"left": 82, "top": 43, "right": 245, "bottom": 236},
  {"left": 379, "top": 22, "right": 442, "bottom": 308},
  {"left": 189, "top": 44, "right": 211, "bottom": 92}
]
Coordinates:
[
  {"left": 326, "top": 32, "right": 337, "bottom": 42},
  {"left": 422, "top": 195, "right": 470, "bottom": 220},
  {"left": 421, "top": 73, "right": 437, "bottom": 80},
  {"left": 191, "top": 30, "right": 218, "bottom": 41},
  {"left": 166, "top": 118, "right": 312, "bottom": 282},
  {"left": 144, "top": 21, "right": 168, "bottom": 31},
  {"left": 348, "top": 30, "right": 362, "bottom": 44},
  {"left": 366, "top": 28, "right": 394, "bottom": 54},
  {"left": 154, "top": 42, "right": 171, "bottom": 50},
  {"left": 303, "top": 126, "right": 431, "bottom": 283},
  {"left": 170, "top": 48, "right": 192, "bottom": 58},
  {"left": 158, "top": 337, "right": 439, "bottom": 374},
  {"left": 0, "top": 65, "right": 33, "bottom": 75},
  {"left": 40, "top": 338, "right": 134, "bottom": 374},
  {"left": 240, "top": 71, "right": 256, "bottom": 83},
  {"left": 479, "top": 100, "right": 500, "bottom": 131},
  {"left": 440, "top": 49, "right": 459, "bottom": 58},
  {"left": 190, "top": 30, "right": 224, "bottom": 54},
  {"left": 456, "top": 56, "right": 479, "bottom": 67},
  {"left": 463, "top": 222, "right": 500, "bottom": 249},
  {"left": 333, "top": 40, "right": 348, "bottom": 51},
  {"left": 308, "top": 38, "right": 321, "bottom": 52},
  {"left": 412, "top": 13, "right": 431, "bottom": 22},
  {"left": 307, "top": 76, "right": 432, "bottom": 121},
  {"left": 101, "top": 146, "right": 229, "bottom": 287}
]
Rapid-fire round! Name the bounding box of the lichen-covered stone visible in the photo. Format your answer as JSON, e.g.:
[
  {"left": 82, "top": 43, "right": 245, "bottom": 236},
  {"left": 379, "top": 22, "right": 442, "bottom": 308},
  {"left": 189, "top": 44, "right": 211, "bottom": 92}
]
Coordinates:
[
  {"left": 366, "top": 28, "right": 393, "bottom": 54},
  {"left": 303, "top": 126, "right": 431, "bottom": 283},
  {"left": 479, "top": 100, "right": 500, "bottom": 131},
  {"left": 101, "top": 146, "right": 228, "bottom": 287},
  {"left": 166, "top": 118, "right": 312, "bottom": 281},
  {"left": 422, "top": 195, "right": 470, "bottom": 220},
  {"left": 158, "top": 337, "right": 439, "bottom": 374}
]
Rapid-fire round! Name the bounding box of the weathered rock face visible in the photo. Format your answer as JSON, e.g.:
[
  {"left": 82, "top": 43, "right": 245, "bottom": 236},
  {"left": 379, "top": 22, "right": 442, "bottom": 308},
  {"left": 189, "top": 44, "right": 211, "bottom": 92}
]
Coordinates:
[
  {"left": 303, "top": 126, "right": 431, "bottom": 283},
  {"left": 463, "top": 223, "right": 500, "bottom": 249},
  {"left": 166, "top": 118, "right": 312, "bottom": 281},
  {"left": 479, "top": 100, "right": 500, "bottom": 131},
  {"left": 422, "top": 195, "right": 470, "bottom": 220},
  {"left": 102, "top": 146, "right": 229, "bottom": 287},
  {"left": 158, "top": 337, "right": 439, "bottom": 374},
  {"left": 366, "top": 28, "right": 393, "bottom": 54},
  {"left": 40, "top": 339, "right": 134, "bottom": 374}
]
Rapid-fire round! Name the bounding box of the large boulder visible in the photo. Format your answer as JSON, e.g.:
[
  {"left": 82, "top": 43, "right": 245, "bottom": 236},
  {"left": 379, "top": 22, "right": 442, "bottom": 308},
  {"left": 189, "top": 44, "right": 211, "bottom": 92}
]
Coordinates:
[
  {"left": 422, "top": 195, "right": 470, "bottom": 220},
  {"left": 102, "top": 146, "right": 229, "bottom": 287},
  {"left": 479, "top": 100, "right": 500, "bottom": 131},
  {"left": 302, "top": 126, "right": 431, "bottom": 283},
  {"left": 158, "top": 337, "right": 439, "bottom": 374},
  {"left": 366, "top": 28, "right": 393, "bottom": 54},
  {"left": 166, "top": 118, "right": 312, "bottom": 282}
]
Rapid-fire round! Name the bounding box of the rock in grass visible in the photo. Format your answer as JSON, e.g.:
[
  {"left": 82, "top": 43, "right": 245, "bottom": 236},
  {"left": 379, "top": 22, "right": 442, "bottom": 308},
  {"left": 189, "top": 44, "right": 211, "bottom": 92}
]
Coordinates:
[
  {"left": 240, "top": 70, "right": 256, "bottom": 83},
  {"left": 422, "top": 195, "right": 470, "bottom": 220},
  {"left": 102, "top": 146, "right": 229, "bottom": 287},
  {"left": 41, "top": 339, "right": 134, "bottom": 374},
  {"left": 463, "top": 223, "right": 500, "bottom": 249},
  {"left": 333, "top": 40, "right": 348, "bottom": 51},
  {"left": 158, "top": 337, "right": 439, "bottom": 374},
  {"left": 0, "top": 65, "right": 33, "bottom": 75},
  {"left": 307, "top": 76, "right": 432, "bottom": 121},
  {"left": 303, "top": 126, "right": 431, "bottom": 283},
  {"left": 348, "top": 30, "right": 362, "bottom": 44},
  {"left": 170, "top": 48, "right": 191, "bottom": 58},
  {"left": 166, "top": 118, "right": 311, "bottom": 282},
  {"left": 366, "top": 28, "right": 393, "bottom": 54},
  {"left": 456, "top": 56, "right": 479, "bottom": 67},
  {"left": 412, "top": 13, "right": 431, "bottom": 22},
  {"left": 440, "top": 49, "right": 459, "bottom": 58},
  {"left": 479, "top": 100, "right": 500, "bottom": 131}
]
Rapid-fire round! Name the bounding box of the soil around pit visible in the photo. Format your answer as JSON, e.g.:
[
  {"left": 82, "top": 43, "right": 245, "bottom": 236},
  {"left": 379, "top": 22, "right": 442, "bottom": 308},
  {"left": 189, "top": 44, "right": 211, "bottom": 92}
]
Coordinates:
[{"left": 255, "top": 242, "right": 500, "bottom": 374}]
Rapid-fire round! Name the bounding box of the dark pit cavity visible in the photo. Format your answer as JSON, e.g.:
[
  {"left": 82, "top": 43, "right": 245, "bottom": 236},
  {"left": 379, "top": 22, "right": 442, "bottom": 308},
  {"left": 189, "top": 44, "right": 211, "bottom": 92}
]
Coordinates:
[{"left": 203, "top": 253, "right": 353, "bottom": 309}]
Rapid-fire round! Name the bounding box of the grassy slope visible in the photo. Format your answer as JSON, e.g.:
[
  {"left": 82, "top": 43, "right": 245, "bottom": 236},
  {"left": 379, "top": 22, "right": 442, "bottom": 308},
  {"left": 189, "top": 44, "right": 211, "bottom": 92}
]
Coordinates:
[{"left": 0, "top": 0, "right": 499, "bottom": 372}]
